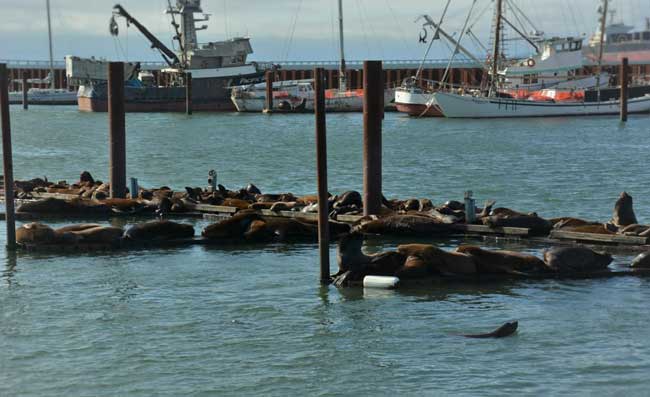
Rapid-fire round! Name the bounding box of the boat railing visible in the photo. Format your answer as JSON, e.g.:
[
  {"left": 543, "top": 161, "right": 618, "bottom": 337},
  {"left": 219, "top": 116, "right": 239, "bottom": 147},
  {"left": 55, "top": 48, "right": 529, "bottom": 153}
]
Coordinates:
[{"left": 1, "top": 59, "right": 168, "bottom": 70}]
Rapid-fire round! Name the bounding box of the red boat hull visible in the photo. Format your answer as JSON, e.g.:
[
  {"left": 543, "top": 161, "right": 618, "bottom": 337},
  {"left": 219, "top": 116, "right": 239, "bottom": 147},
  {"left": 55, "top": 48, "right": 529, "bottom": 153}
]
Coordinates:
[{"left": 395, "top": 102, "right": 443, "bottom": 117}]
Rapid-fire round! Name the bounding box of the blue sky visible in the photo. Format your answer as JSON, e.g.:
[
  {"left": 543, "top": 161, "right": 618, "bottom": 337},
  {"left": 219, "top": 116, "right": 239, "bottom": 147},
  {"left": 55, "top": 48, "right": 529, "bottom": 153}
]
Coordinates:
[{"left": 2, "top": 0, "right": 648, "bottom": 63}]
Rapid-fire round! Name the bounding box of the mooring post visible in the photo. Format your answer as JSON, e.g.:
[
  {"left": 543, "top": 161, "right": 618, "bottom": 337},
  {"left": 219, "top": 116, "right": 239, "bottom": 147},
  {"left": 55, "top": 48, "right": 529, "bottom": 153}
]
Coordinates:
[
  {"left": 0, "top": 64, "right": 16, "bottom": 249},
  {"left": 314, "top": 67, "right": 330, "bottom": 283},
  {"left": 21, "top": 71, "right": 28, "bottom": 110},
  {"left": 108, "top": 62, "right": 126, "bottom": 199},
  {"left": 464, "top": 191, "right": 476, "bottom": 224},
  {"left": 129, "top": 177, "right": 139, "bottom": 199},
  {"left": 363, "top": 61, "right": 383, "bottom": 216},
  {"left": 264, "top": 71, "right": 274, "bottom": 113},
  {"left": 620, "top": 57, "right": 629, "bottom": 122},
  {"left": 185, "top": 72, "right": 193, "bottom": 115}
]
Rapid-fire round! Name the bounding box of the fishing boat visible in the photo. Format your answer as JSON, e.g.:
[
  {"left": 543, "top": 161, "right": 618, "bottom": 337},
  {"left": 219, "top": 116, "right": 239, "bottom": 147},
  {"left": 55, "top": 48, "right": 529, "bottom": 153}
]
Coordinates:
[
  {"left": 9, "top": 0, "right": 77, "bottom": 105},
  {"left": 231, "top": 0, "right": 394, "bottom": 113},
  {"left": 433, "top": 0, "right": 650, "bottom": 118},
  {"left": 67, "top": 1, "right": 269, "bottom": 112}
]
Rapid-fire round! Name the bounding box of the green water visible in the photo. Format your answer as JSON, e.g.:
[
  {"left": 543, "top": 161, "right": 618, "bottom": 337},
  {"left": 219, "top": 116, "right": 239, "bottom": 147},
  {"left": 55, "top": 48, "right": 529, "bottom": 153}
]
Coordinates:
[{"left": 2, "top": 106, "right": 650, "bottom": 396}]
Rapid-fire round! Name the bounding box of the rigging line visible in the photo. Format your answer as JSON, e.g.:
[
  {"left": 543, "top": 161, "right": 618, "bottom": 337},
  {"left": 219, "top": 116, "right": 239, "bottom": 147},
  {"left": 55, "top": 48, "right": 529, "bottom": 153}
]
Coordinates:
[
  {"left": 354, "top": 0, "right": 372, "bottom": 59},
  {"left": 282, "top": 0, "right": 304, "bottom": 62},
  {"left": 467, "top": 1, "right": 494, "bottom": 31},
  {"left": 415, "top": 0, "right": 452, "bottom": 80},
  {"left": 565, "top": 1, "right": 581, "bottom": 37},
  {"left": 440, "top": 0, "right": 478, "bottom": 87},
  {"left": 383, "top": 0, "right": 413, "bottom": 54},
  {"left": 506, "top": 0, "right": 532, "bottom": 38},
  {"left": 507, "top": 0, "right": 540, "bottom": 35},
  {"left": 358, "top": 0, "right": 384, "bottom": 58}
]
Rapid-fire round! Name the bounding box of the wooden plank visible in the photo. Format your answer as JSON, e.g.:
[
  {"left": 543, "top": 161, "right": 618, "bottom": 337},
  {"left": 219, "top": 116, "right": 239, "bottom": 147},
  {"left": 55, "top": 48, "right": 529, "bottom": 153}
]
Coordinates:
[
  {"left": 550, "top": 230, "right": 648, "bottom": 245},
  {"left": 31, "top": 192, "right": 80, "bottom": 200},
  {"left": 338, "top": 214, "right": 363, "bottom": 223},
  {"left": 183, "top": 202, "right": 238, "bottom": 214},
  {"left": 451, "top": 223, "right": 530, "bottom": 236}
]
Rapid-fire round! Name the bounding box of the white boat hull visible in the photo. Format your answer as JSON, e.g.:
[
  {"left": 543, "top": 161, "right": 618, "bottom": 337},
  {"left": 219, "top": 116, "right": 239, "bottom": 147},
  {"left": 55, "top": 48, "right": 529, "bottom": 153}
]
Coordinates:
[
  {"left": 8, "top": 89, "right": 77, "bottom": 105},
  {"left": 394, "top": 89, "right": 442, "bottom": 117},
  {"left": 434, "top": 92, "right": 650, "bottom": 118}
]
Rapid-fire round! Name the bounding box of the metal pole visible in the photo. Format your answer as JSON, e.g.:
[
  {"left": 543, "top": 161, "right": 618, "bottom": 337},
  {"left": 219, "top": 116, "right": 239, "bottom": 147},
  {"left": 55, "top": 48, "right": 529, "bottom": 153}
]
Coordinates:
[
  {"left": 337, "top": 0, "right": 347, "bottom": 91},
  {"left": 314, "top": 68, "right": 330, "bottom": 284},
  {"left": 185, "top": 72, "right": 193, "bottom": 115},
  {"left": 264, "top": 71, "right": 273, "bottom": 112},
  {"left": 0, "top": 64, "right": 16, "bottom": 250},
  {"left": 21, "top": 72, "right": 28, "bottom": 110},
  {"left": 46, "top": 0, "right": 55, "bottom": 90},
  {"left": 108, "top": 62, "right": 126, "bottom": 199},
  {"left": 363, "top": 61, "right": 383, "bottom": 216},
  {"left": 620, "top": 57, "right": 629, "bottom": 122}
]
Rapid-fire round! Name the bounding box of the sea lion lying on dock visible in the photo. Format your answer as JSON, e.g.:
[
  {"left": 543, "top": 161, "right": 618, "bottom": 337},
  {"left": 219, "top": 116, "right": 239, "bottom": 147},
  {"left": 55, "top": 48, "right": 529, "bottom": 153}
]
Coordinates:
[
  {"left": 456, "top": 245, "right": 548, "bottom": 275},
  {"left": 482, "top": 213, "right": 552, "bottom": 236},
  {"left": 543, "top": 247, "right": 613, "bottom": 273},
  {"left": 124, "top": 220, "right": 194, "bottom": 241},
  {"left": 462, "top": 321, "right": 518, "bottom": 339},
  {"left": 17, "top": 222, "right": 125, "bottom": 246},
  {"left": 354, "top": 215, "right": 454, "bottom": 236},
  {"left": 17, "top": 197, "right": 112, "bottom": 216}
]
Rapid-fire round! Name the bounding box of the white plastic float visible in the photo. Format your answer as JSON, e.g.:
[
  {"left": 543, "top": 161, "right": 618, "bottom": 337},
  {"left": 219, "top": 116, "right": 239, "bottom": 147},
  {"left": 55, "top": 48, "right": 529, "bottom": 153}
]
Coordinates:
[{"left": 362, "top": 275, "right": 400, "bottom": 289}]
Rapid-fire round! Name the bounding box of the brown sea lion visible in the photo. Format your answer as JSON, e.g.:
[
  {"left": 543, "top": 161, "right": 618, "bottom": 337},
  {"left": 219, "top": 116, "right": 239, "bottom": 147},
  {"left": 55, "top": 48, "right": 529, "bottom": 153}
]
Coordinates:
[
  {"left": 124, "top": 220, "right": 194, "bottom": 241},
  {"left": 221, "top": 198, "right": 253, "bottom": 210},
  {"left": 245, "top": 184, "right": 262, "bottom": 195},
  {"left": 551, "top": 217, "right": 599, "bottom": 229},
  {"left": 543, "top": 247, "right": 613, "bottom": 273},
  {"left": 483, "top": 214, "right": 552, "bottom": 236},
  {"left": 618, "top": 224, "right": 650, "bottom": 236},
  {"left": 70, "top": 226, "right": 124, "bottom": 244},
  {"left": 202, "top": 210, "right": 263, "bottom": 240},
  {"left": 558, "top": 224, "right": 615, "bottom": 235},
  {"left": 463, "top": 321, "right": 518, "bottom": 339},
  {"left": 269, "top": 202, "right": 301, "bottom": 212},
  {"left": 418, "top": 198, "right": 434, "bottom": 212},
  {"left": 397, "top": 244, "right": 477, "bottom": 275},
  {"left": 395, "top": 255, "right": 431, "bottom": 279},
  {"left": 612, "top": 191, "right": 637, "bottom": 227},
  {"left": 16, "top": 223, "right": 59, "bottom": 245},
  {"left": 335, "top": 233, "right": 406, "bottom": 277},
  {"left": 355, "top": 215, "right": 453, "bottom": 236},
  {"left": 55, "top": 224, "right": 103, "bottom": 233},
  {"left": 249, "top": 202, "right": 275, "bottom": 210},
  {"left": 262, "top": 217, "right": 318, "bottom": 241},
  {"left": 16, "top": 198, "right": 111, "bottom": 215},
  {"left": 297, "top": 195, "right": 320, "bottom": 205},
  {"left": 631, "top": 252, "right": 650, "bottom": 269},
  {"left": 456, "top": 245, "right": 547, "bottom": 275},
  {"left": 333, "top": 191, "right": 362, "bottom": 209}
]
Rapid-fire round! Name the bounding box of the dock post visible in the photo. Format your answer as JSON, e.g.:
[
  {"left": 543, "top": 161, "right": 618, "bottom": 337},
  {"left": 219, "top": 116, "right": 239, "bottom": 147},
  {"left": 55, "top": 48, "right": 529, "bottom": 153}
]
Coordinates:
[
  {"left": 0, "top": 64, "right": 16, "bottom": 250},
  {"left": 314, "top": 67, "right": 330, "bottom": 284},
  {"left": 21, "top": 71, "right": 28, "bottom": 110},
  {"left": 264, "top": 71, "right": 273, "bottom": 113},
  {"left": 362, "top": 61, "right": 383, "bottom": 216},
  {"left": 108, "top": 62, "right": 127, "bottom": 199},
  {"left": 185, "top": 72, "right": 193, "bottom": 115},
  {"left": 620, "top": 57, "right": 629, "bottom": 122},
  {"left": 129, "top": 177, "right": 139, "bottom": 199},
  {"left": 464, "top": 191, "right": 476, "bottom": 224}
]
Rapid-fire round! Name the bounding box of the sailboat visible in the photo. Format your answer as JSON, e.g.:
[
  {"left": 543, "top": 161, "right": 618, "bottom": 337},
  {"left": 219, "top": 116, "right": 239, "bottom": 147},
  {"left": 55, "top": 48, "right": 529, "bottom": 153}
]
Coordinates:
[
  {"left": 8, "top": 0, "right": 77, "bottom": 105},
  {"left": 432, "top": 0, "right": 650, "bottom": 118},
  {"left": 230, "top": 0, "right": 394, "bottom": 113}
]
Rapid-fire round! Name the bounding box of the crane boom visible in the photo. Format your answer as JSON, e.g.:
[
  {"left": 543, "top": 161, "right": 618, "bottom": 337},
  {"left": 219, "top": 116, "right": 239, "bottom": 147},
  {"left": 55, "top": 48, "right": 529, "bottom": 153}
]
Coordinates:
[{"left": 112, "top": 4, "right": 181, "bottom": 67}]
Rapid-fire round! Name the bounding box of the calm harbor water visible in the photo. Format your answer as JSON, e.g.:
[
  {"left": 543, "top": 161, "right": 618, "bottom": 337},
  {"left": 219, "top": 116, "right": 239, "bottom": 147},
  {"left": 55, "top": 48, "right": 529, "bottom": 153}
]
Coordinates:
[{"left": 2, "top": 105, "right": 650, "bottom": 395}]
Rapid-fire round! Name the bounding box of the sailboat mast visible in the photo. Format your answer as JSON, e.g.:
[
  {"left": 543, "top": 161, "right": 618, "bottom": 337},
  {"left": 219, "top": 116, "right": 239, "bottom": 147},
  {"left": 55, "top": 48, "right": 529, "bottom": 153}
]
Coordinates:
[
  {"left": 338, "top": 0, "right": 347, "bottom": 91},
  {"left": 46, "top": 0, "right": 55, "bottom": 89},
  {"left": 489, "top": 0, "right": 503, "bottom": 97},
  {"left": 596, "top": 0, "right": 608, "bottom": 102}
]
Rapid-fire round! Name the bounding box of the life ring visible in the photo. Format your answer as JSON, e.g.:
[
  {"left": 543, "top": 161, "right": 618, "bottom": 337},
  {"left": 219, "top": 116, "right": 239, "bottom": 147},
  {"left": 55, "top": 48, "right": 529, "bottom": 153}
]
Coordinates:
[{"left": 527, "top": 58, "right": 536, "bottom": 68}]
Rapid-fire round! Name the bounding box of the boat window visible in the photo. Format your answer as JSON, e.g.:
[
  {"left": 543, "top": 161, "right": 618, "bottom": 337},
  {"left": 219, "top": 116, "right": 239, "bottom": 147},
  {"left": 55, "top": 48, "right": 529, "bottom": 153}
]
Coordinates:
[{"left": 644, "top": 32, "right": 650, "bottom": 40}]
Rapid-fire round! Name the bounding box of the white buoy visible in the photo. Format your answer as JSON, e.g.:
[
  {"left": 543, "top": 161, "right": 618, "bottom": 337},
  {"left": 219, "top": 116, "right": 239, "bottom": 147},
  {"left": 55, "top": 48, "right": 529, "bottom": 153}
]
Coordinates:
[{"left": 363, "top": 275, "right": 400, "bottom": 289}]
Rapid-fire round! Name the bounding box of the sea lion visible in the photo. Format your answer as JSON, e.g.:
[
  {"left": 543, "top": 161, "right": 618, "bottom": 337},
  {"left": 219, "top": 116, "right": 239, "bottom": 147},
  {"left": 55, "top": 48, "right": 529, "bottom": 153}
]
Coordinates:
[
  {"left": 201, "top": 210, "right": 263, "bottom": 240},
  {"left": 16, "top": 223, "right": 59, "bottom": 245},
  {"left": 418, "top": 198, "right": 434, "bottom": 212},
  {"left": 16, "top": 197, "right": 111, "bottom": 215},
  {"left": 618, "top": 224, "right": 650, "bottom": 236},
  {"left": 463, "top": 321, "right": 518, "bottom": 339},
  {"left": 543, "top": 247, "right": 613, "bottom": 273},
  {"left": 355, "top": 215, "right": 454, "bottom": 236},
  {"left": 70, "top": 226, "right": 124, "bottom": 244},
  {"left": 456, "top": 245, "right": 548, "bottom": 275},
  {"left": 333, "top": 191, "right": 362, "bottom": 209},
  {"left": 79, "top": 171, "right": 95, "bottom": 185},
  {"left": 221, "top": 198, "right": 253, "bottom": 210},
  {"left": 269, "top": 202, "right": 301, "bottom": 212},
  {"left": 483, "top": 214, "right": 552, "bottom": 236},
  {"left": 395, "top": 255, "right": 431, "bottom": 279},
  {"left": 612, "top": 191, "right": 637, "bottom": 227},
  {"left": 551, "top": 217, "right": 599, "bottom": 229},
  {"left": 558, "top": 224, "right": 615, "bottom": 235},
  {"left": 335, "top": 233, "right": 406, "bottom": 278},
  {"left": 397, "top": 244, "right": 477, "bottom": 275},
  {"left": 630, "top": 252, "right": 650, "bottom": 269},
  {"left": 478, "top": 200, "right": 496, "bottom": 218},
  {"left": 262, "top": 217, "right": 319, "bottom": 241},
  {"left": 55, "top": 224, "right": 103, "bottom": 233},
  {"left": 245, "top": 184, "right": 262, "bottom": 195},
  {"left": 124, "top": 220, "right": 194, "bottom": 241},
  {"left": 249, "top": 202, "right": 275, "bottom": 210}
]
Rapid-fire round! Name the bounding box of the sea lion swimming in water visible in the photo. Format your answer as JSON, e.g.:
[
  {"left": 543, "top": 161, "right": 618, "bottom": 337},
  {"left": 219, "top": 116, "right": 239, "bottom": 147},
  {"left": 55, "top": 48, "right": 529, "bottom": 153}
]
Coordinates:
[
  {"left": 543, "top": 247, "right": 612, "bottom": 273},
  {"left": 462, "top": 321, "right": 518, "bottom": 339}
]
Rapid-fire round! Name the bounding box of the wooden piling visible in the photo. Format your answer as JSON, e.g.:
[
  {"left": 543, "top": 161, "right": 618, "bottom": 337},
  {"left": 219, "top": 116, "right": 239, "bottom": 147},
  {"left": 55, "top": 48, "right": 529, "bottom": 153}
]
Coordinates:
[
  {"left": 363, "top": 61, "right": 383, "bottom": 216},
  {"left": 185, "top": 72, "right": 193, "bottom": 115},
  {"left": 264, "top": 71, "right": 274, "bottom": 112},
  {"left": 108, "top": 62, "right": 126, "bottom": 199},
  {"left": 314, "top": 68, "right": 330, "bottom": 283},
  {"left": 0, "top": 64, "right": 16, "bottom": 249},
  {"left": 21, "top": 71, "right": 28, "bottom": 110},
  {"left": 620, "top": 57, "right": 629, "bottom": 122}
]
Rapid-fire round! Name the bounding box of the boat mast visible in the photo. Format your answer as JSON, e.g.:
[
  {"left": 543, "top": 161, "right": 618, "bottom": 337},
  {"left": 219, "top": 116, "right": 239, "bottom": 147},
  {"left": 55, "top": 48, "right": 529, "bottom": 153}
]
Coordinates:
[
  {"left": 489, "top": 0, "right": 503, "bottom": 97},
  {"left": 338, "top": 0, "right": 347, "bottom": 91},
  {"left": 46, "top": 0, "right": 55, "bottom": 89},
  {"left": 595, "top": 0, "right": 608, "bottom": 102}
]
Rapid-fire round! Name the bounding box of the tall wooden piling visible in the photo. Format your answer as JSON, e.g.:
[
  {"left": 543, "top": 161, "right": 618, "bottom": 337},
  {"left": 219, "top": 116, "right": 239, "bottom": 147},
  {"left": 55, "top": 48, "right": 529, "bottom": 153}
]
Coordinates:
[
  {"left": 0, "top": 64, "right": 16, "bottom": 249},
  {"left": 362, "top": 61, "right": 383, "bottom": 216},
  {"left": 108, "top": 62, "right": 126, "bottom": 199},
  {"left": 21, "top": 72, "right": 28, "bottom": 110},
  {"left": 314, "top": 68, "right": 330, "bottom": 283},
  {"left": 264, "top": 71, "right": 274, "bottom": 112},
  {"left": 620, "top": 57, "right": 629, "bottom": 122},
  {"left": 185, "top": 72, "right": 193, "bottom": 115}
]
